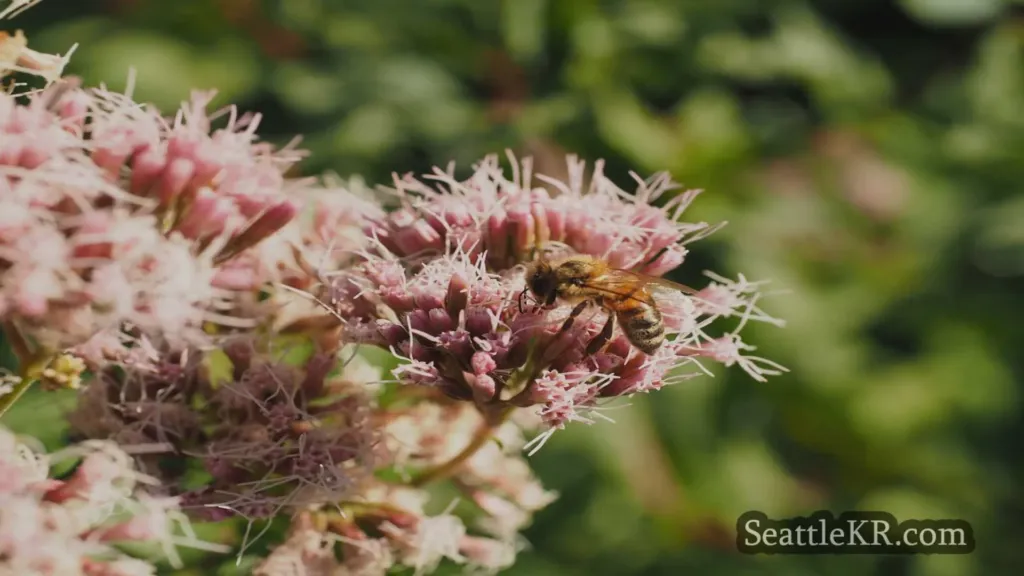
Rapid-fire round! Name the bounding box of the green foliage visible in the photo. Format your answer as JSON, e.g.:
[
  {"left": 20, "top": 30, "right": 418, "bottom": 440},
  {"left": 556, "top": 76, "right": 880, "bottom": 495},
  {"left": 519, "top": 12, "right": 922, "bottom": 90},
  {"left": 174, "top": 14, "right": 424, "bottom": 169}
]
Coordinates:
[{"left": 7, "top": 0, "right": 1024, "bottom": 573}]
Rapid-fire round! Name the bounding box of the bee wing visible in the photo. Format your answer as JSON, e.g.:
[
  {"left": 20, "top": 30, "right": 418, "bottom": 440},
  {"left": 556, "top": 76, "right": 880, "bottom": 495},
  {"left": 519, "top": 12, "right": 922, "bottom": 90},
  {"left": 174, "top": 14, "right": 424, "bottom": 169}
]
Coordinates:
[
  {"left": 582, "top": 268, "right": 698, "bottom": 305},
  {"left": 597, "top": 268, "right": 698, "bottom": 295},
  {"left": 626, "top": 270, "right": 700, "bottom": 296}
]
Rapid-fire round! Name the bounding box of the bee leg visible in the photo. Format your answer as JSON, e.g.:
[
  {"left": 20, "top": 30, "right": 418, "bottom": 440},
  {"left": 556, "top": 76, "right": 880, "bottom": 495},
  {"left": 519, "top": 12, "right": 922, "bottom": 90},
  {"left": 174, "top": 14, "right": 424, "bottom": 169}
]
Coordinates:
[
  {"left": 586, "top": 309, "right": 616, "bottom": 356},
  {"left": 559, "top": 301, "right": 590, "bottom": 333}
]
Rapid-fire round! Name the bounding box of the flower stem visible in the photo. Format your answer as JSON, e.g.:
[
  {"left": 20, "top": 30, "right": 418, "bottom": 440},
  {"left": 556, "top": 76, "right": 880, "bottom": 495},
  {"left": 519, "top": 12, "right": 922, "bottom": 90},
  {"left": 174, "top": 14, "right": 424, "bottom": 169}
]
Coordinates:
[
  {"left": 0, "top": 322, "right": 53, "bottom": 419},
  {"left": 409, "top": 405, "right": 512, "bottom": 487}
]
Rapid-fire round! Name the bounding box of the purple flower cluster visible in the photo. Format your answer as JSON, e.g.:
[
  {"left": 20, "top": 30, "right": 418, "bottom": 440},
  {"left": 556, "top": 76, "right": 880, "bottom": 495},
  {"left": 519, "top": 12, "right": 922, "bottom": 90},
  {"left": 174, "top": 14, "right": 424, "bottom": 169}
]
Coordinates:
[{"left": 69, "top": 340, "right": 379, "bottom": 520}]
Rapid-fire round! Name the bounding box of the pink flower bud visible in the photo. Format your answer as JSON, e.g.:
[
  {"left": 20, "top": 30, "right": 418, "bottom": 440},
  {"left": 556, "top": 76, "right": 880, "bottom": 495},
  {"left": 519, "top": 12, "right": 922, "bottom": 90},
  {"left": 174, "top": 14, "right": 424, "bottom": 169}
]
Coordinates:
[
  {"left": 175, "top": 188, "right": 238, "bottom": 239},
  {"left": 444, "top": 274, "right": 469, "bottom": 318},
  {"left": 157, "top": 158, "right": 195, "bottom": 205},
  {"left": 56, "top": 90, "right": 91, "bottom": 131},
  {"left": 459, "top": 536, "right": 515, "bottom": 571},
  {"left": 543, "top": 203, "right": 566, "bottom": 242},
  {"left": 91, "top": 145, "right": 130, "bottom": 178},
  {"left": 471, "top": 491, "right": 524, "bottom": 527},
  {"left": 485, "top": 212, "right": 510, "bottom": 266},
  {"left": 214, "top": 199, "right": 297, "bottom": 264},
  {"left": 394, "top": 219, "right": 443, "bottom": 255},
  {"left": 18, "top": 138, "right": 50, "bottom": 169},
  {"left": 128, "top": 147, "right": 167, "bottom": 196},
  {"left": 381, "top": 286, "right": 415, "bottom": 313},
  {"left": 471, "top": 351, "right": 496, "bottom": 376},
  {"left": 427, "top": 308, "right": 456, "bottom": 333},
  {"left": 464, "top": 308, "right": 493, "bottom": 336},
  {"left": 507, "top": 205, "right": 535, "bottom": 259},
  {"left": 378, "top": 322, "right": 409, "bottom": 347},
  {"left": 641, "top": 245, "right": 687, "bottom": 276},
  {"left": 407, "top": 309, "right": 430, "bottom": 334},
  {"left": 413, "top": 291, "right": 444, "bottom": 312},
  {"left": 72, "top": 212, "right": 114, "bottom": 259},
  {"left": 466, "top": 372, "right": 496, "bottom": 403},
  {"left": 438, "top": 329, "right": 473, "bottom": 359}
]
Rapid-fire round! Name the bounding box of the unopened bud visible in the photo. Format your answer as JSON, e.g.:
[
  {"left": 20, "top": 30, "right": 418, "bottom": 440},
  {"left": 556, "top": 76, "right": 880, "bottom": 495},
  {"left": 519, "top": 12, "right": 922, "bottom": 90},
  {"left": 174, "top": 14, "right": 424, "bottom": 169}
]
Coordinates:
[
  {"left": 214, "top": 199, "right": 297, "bottom": 264},
  {"left": 39, "top": 353, "right": 86, "bottom": 391}
]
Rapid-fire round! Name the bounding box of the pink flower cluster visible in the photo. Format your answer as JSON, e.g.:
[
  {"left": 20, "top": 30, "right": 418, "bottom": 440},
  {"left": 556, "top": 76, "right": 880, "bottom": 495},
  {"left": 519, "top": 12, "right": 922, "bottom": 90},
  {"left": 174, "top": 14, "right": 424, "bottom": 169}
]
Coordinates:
[
  {"left": 326, "top": 154, "right": 787, "bottom": 443},
  {"left": 365, "top": 155, "right": 712, "bottom": 273},
  {"left": 0, "top": 75, "right": 389, "bottom": 368},
  {"left": 0, "top": 426, "right": 222, "bottom": 575},
  {"left": 0, "top": 82, "right": 314, "bottom": 354}
]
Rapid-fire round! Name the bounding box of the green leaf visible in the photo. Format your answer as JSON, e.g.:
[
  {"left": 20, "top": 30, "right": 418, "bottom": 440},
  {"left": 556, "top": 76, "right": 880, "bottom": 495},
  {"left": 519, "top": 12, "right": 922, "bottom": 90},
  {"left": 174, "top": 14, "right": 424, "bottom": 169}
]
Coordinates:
[
  {"left": 974, "top": 195, "right": 1024, "bottom": 276},
  {"left": 203, "top": 349, "right": 234, "bottom": 389},
  {"left": 271, "top": 63, "right": 348, "bottom": 116},
  {"left": 216, "top": 555, "right": 262, "bottom": 576},
  {"left": 501, "top": 0, "right": 547, "bottom": 61},
  {"left": 967, "top": 23, "right": 1024, "bottom": 129},
  {"left": 62, "top": 30, "right": 261, "bottom": 110},
  {"left": 899, "top": 0, "right": 1005, "bottom": 26},
  {"left": 271, "top": 334, "right": 315, "bottom": 367},
  {"left": 331, "top": 103, "right": 400, "bottom": 157},
  {"left": 3, "top": 388, "right": 77, "bottom": 451},
  {"left": 591, "top": 89, "right": 678, "bottom": 171}
]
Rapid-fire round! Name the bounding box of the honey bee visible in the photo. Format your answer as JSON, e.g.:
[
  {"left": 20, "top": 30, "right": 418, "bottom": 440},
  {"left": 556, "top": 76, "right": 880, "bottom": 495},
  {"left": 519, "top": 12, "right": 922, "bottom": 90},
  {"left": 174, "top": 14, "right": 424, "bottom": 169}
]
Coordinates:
[{"left": 521, "top": 254, "right": 696, "bottom": 355}]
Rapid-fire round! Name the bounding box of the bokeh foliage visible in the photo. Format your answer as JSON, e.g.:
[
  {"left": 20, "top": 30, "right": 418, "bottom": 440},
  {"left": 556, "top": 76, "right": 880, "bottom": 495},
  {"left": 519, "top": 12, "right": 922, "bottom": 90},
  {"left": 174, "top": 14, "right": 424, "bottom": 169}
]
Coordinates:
[{"left": 6, "top": 0, "right": 1024, "bottom": 574}]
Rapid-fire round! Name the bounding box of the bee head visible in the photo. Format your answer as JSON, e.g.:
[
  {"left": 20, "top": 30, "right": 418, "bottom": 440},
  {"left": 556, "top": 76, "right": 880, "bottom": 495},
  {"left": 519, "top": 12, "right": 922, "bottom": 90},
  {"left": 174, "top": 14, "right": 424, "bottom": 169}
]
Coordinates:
[{"left": 525, "top": 260, "right": 558, "bottom": 306}]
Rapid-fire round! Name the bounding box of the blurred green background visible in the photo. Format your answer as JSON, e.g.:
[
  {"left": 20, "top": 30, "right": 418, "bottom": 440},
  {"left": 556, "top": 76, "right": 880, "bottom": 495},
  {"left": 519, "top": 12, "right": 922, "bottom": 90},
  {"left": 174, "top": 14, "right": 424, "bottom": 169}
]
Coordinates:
[{"left": 6, "top": 0, "right": 1024, "bottom": 574}]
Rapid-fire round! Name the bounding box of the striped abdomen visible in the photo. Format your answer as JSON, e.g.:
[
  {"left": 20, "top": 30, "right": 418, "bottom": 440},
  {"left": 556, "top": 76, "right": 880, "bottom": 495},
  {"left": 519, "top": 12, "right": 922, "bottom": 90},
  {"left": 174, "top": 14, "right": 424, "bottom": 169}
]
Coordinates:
[{"left": 607, "top": 290, "right": 665, "bottom": 355}]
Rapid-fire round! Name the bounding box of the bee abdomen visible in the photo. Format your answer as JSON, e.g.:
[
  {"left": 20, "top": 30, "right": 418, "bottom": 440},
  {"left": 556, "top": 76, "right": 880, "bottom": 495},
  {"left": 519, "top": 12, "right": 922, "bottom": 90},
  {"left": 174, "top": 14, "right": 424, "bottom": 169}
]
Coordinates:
[{"left": 618, "top": 304, "right": 665, "bottom": 355}]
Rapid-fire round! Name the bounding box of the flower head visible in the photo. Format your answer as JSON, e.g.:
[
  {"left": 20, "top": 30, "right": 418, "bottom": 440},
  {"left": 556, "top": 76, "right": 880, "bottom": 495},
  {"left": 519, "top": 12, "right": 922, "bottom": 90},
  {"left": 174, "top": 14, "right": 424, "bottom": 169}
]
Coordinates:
[
  {"left": 69, "top": 340, "right": 380, "bottom": 520},
  {"left": 0, "top": 426, "right": 223, "bottom": 575},
  {"left": 254, "top": 480, "right": 522, "bottom": 576},
  {"left": 0, "top": 81, "right": 329, "bottom": 354},
  {"left": 324, "top": 154, "right": 786, "bottom": 446},
  {"left": 366, "top": 154, "right": 716, "bottom": 273},
  {"left": 0, "top": 24, "right": 75, "bottom": 85}
]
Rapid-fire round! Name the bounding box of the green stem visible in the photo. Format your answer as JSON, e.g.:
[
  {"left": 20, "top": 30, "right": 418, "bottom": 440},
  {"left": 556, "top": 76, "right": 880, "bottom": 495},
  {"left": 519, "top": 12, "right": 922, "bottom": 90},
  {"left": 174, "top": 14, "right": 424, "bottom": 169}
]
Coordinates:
[
  {"left": 409, "top": 405, "right": 513, "bottom": 487},
  {"left": 502, "top": 337, "right": 543, "bottom": 406},
  {"left": 0, "top": 322, "right": 53, "bottom": 419},
  {"left": 0, "top": 352, "right": 52, "bottom": 419}
]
